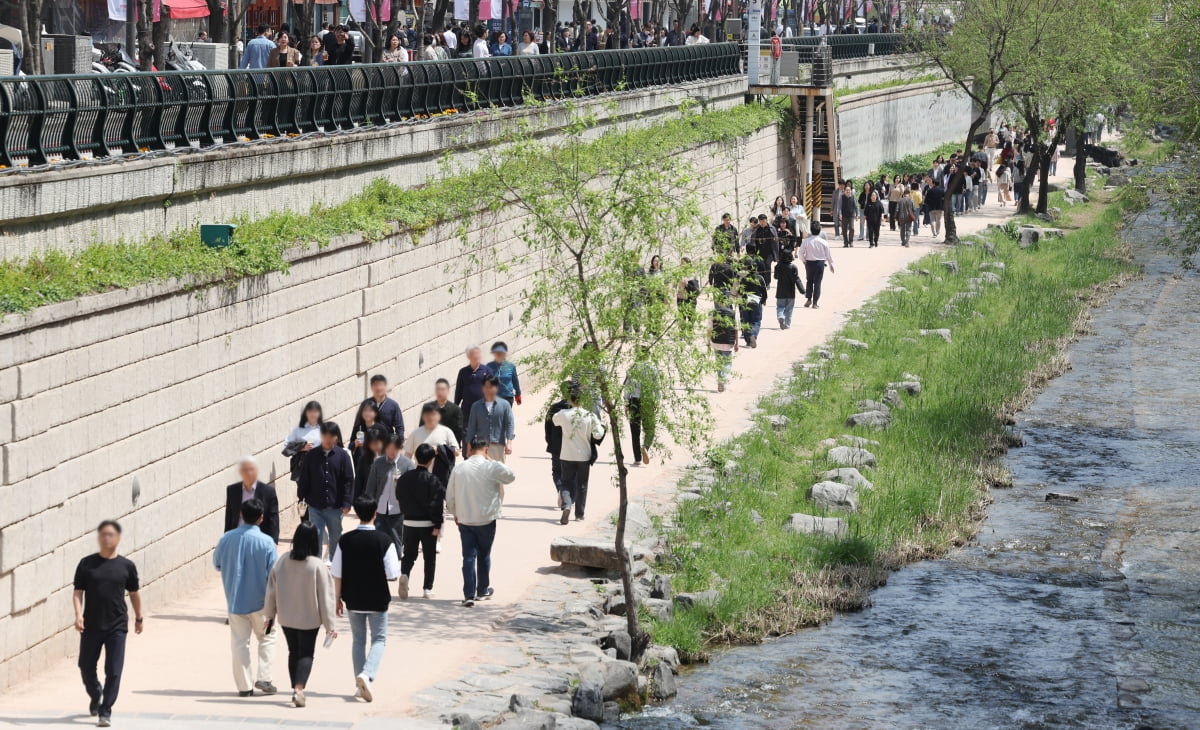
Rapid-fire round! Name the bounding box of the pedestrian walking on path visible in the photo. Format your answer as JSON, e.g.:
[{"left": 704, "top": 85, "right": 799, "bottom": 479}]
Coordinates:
[
  {"left": 446, "top": 438, "right": 515, "bottom": 606},
  {"left": 454, "top": 346, "right": 493, "bottom": 418},
  {"left": 264, "top": 522, "right": 337, "bottom": 709},
  {"left": 799, "top": 222, "right": 835, "bottom": 309},
  {"left": 361, "top": 434, "right": 416, "bottom": 561},
  {"left": 397, "top": 444, "right": 447, "bottom": 599},
  {"left": 554, "top": 386, "right": 606, "bottom": 524},
  {"left": 624, "top": 354, "right": 659, "bottom": 467},
  {"left": 489, "top": 342, "right": 522, "bottom": 406},
  {"left": 224, "top": 457, "right": 280, "bottom": 544},
  {"left": 545, "top": 385, "right": 571, "bottom": 501},
  {"left": 297, "top": 422, "right": 354, "bottom": 561},
  {"left": 332, "top": 496, "right": 400, "bottom": 703},
  {"left": 213, "top": 498, "right": 279, "bottom": 698},
  {"left": 465, "top": 376, "right": 516, "bottom": 462},
  {"left": 710, "top": 301, "right": 739, "bottom": 392},
  {"left": 774, "top": 249, "right": 803, "bottom": 328},
  {"left": 896, "top": 189, "right": 917, "bottom": 248},
  {"left": 73, "top": 520, "right": 143, "bottom": 728}
]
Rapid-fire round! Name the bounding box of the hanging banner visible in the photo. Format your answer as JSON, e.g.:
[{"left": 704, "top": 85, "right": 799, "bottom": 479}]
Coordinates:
[
  {"left": 454, "top": 0, "right": 469, "bottom": 19},
  {"left": 747, "top": 0, "right": 761, "bottom": 84},
  {"left": 108, "top": 0, "right": 127, "bottom": 22},
  {"left": 490, "top": 0, "right": 502, "bottom": 20}
]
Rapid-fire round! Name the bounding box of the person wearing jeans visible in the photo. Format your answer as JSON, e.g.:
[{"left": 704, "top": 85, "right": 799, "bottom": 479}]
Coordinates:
[
  {"left": 361, "top": 435, "right": 416, "bottom": 562},
  {"left": 73, "top": 519, "right": 143, "bottom": 728},
  {"left": 554, "top": 388, "right": 606, "bottom": 523},
  {"left": 213, "top": 498, "right": 278, "bottom": 697},
  {"left": 773, "top": 251, "right": 803, "bottom": 328},
  {"left": 396, "top": 444, "right": 445, "bottom": 599},
  {"left": 297, "top": 422, "right": 355, "bottom": 560},
  {"left": 446, "top": 439, "right": 515, "bottom": 607},
  {"left": 332, "top": 497, "right": 399, "bottom": 703}
]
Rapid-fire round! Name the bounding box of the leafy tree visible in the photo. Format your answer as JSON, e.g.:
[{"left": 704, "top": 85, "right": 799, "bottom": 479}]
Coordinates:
[
  {"left": 1134, "top": 1, "right": 1200, "bottom": 265},
  {"left": 912, "top": 0, "right": 1061, "bottom": 242},
  {"left": 457, "top": 100, "right": 724, "bottom": 658}
]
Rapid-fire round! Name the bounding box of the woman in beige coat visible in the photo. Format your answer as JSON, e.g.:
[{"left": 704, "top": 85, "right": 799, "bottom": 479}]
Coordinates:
[{"left": 264, "top": 522, "right": 336, "bottom": 708}]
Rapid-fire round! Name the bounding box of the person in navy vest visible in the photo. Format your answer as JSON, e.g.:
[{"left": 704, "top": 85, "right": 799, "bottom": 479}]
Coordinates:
[{"left": 331, "top": 496, "right": 399, "bottom": 703}]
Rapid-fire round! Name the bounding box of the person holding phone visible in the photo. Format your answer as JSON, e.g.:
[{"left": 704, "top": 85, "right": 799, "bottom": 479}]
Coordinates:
[{"left": 264, "top": 522, "right": 337, "bottom": 708}]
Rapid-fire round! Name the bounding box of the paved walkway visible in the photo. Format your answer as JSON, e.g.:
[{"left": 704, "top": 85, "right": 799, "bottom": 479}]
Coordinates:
[{"left": 0, "top": 184, "right": 1044, "bottom": 729}]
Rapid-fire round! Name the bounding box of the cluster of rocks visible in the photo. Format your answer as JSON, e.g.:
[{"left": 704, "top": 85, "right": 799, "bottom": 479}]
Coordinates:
[
  {"left": 779, "top": 371, "right": 925, "bottom": 535},
  {"left": 415, "top": 504, "right": 684, "bottom": 729}
]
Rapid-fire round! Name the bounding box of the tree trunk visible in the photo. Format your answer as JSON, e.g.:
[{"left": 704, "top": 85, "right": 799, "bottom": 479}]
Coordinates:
[
  {"left": 943, "top": 115, "right": 986, "bottom": 244},
  {"left": 20, "top": 0, "right": 45, "bottom": 74},
  {"left": 433, "top": 0, "right": 451, "bottom": 32},
  {"left": 604, "top": 407, "right": 646, "bottom": 663},
  {"left": 1017, "top": 152, "right": 1037, "bottom": 216},
  {"left": 1073, "top": 124, "right": 1088, "bottom": 193},
  {"left": 206, "top": 0, "right": 227, "bottom": 42},
  {"left": 1035, "top": 149, "right": 1052, "bottom": 215},
  {"left": 470, "top": 0, "right": 480, "bottom": 31},
  {"left": 137, "top": 0, "right": 155, "bottom": 70},
  {"left": 153, "top": 5, "right": 172, "bottom": 70}
]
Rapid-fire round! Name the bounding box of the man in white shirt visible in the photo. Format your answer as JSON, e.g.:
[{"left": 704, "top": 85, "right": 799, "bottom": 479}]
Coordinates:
[
  {"left": 472, "top": 23, "right": 491, "bottom": 58},
  {"left": 443, "top": 25, "right": 458, "bottom": 52},
  {"left": 446, "top": 439, "right": 515, "bottom": 607},
  {"left": 552, "top": 386, "right": 606, "bottom": 525},
  {"left": 798, "top": 221, "right": 836, "bottom": 309},
  {"left": 685, "top": 25, "right": 709, "bottom": 45}
]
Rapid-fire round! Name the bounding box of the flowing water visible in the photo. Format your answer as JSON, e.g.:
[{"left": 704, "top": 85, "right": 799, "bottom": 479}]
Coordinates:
[{"left": 617, "top": 204, "right": 1200, "bottom": 730}]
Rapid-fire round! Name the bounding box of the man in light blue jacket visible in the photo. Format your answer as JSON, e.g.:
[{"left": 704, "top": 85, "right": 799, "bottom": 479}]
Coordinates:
[
  {"left": 213, "top": 499, "right": 279, "bottom": 697},
  {"left": 465, "top": 376, "right": 516, "bottom": 463}
]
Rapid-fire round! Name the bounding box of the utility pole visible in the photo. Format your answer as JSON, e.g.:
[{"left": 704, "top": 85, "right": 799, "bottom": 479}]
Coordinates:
[{"left": 125, "top": 0, "right": 137, "bottom": 60}]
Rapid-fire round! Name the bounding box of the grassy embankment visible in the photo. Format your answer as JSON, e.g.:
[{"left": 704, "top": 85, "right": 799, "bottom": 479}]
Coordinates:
[
  {"left": 648, "top": 185, "right": 1138, "bottom": 658},
  {"left": 833, "top": 74, "right": 943, "bottom": 101},
  {"left": 0, "top": 103, "right": 780, "bottom": 316}
]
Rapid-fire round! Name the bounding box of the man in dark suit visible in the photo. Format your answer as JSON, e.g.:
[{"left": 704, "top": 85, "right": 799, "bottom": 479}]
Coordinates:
[{"left": 224, "top": 457, "right": 280, "bottom": 544}]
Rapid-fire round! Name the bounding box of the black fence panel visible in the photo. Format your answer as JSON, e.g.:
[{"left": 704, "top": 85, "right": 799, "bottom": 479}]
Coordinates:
[{"left": 0, "top": 43, "right": 740, "bottom": 167}]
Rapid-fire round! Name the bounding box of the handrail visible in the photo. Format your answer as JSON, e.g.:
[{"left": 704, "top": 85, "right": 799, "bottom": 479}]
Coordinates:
[
  {"left": 778, "top": 33, "right": 914, "bottom": 59},
  {"left": 0, "top": 43, "right": 741, "bottom": 167}
]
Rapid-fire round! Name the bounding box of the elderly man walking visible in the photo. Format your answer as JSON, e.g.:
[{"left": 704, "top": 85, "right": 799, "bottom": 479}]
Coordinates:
[
  {"left": 224, "top": 457, "right": 279, "bottom": 544},
  {"left": 213, "top": 499, "right": 279, "bottom": 697},
  {"left": 446, "top": 438, "right": 515, "bottom": 607}
]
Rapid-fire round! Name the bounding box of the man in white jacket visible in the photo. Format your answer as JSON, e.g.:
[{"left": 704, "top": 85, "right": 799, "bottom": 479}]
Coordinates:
[
  {"left": 552, "top": 387, "right": 606, "bottom": 525},
  {"left": 445, "top": 438, "right": 515, "bottom": 607}
]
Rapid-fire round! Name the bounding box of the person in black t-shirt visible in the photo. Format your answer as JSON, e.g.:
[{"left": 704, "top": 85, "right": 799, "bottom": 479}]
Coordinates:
[{"left": 73, "top": 520, "right": 142, "bottom": 727}]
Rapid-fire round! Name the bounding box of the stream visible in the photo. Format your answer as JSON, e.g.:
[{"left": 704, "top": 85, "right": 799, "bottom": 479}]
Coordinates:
[{"left": 616, "top": 203, "right": 1200, "bottom": 730}]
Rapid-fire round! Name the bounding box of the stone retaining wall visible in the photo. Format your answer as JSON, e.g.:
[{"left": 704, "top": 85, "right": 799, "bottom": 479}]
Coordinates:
[
  {"left": 837, "top": 79, "right": 973, "bottom": 179},
  {"left": 0, "top": 123, "right": 789, "bottom": 689},
  {"left": 0, "top": 76, "right": 748, "bottom": 261}
]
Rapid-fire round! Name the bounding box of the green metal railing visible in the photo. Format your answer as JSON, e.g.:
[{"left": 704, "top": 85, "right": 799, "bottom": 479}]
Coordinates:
[
  {"left": 780, "top": 33, "right": 912, "bottom": 59},
  {"left": 0, "top": 43, "right": 740, "bottom": 167}
]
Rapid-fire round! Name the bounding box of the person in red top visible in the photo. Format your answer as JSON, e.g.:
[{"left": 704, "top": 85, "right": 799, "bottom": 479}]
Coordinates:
[{"left": 769, "top": 31, "right": 782, "bottom": 85}]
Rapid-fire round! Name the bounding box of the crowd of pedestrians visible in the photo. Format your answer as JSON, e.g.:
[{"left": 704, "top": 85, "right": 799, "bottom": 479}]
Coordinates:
[{"left": 69, "top": 157, "right": 1051, "bottom": 723}]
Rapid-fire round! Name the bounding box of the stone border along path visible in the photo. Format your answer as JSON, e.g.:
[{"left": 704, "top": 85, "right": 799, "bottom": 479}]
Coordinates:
[{"left": 0, "top": 172, "right": 1069, "bottom": 730}]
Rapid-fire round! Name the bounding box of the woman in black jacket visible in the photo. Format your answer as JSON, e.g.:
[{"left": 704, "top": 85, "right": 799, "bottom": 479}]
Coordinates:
[
  {"left": 352, "top": 426, "right": 387, "bottom": 501},
  {"left": 774, "top": 250, "right": 803, "bottom": 330},
  {"left": 864, "top": 191, "right": 885, "bottom": 248}
]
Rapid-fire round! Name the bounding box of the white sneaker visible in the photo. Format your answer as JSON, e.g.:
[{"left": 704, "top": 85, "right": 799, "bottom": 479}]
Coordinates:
[
  {"left": 398, "top": 574, "right": 410, "bottom": 600},
  {"left": 423, "top": 589, "right": 434, "bottom": 599},
  {"left": 435, "top": 541, "right": 442, "bottom": 554},
  {"left": 356, "top": 673, "right": 373, "bottom": 702}
]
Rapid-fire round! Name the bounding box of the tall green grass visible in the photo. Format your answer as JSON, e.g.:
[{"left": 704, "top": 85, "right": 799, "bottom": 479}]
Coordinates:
[{"left": 649, "top": 197, "right": 1136, "bottom": 656}]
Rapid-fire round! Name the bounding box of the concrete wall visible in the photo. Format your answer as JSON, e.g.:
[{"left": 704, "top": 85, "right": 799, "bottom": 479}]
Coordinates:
[
  {"left": 0, "top": 123, "right": 789, "bottom": 688},
  {"left": 832, "top": 53, "right": 926, "bottom": 91},
  {"left": 0, "top": 76, "right": 748, "bottom": 261},
  {"left": 836, "top": 79, "right": 971, "bottom": 180}
]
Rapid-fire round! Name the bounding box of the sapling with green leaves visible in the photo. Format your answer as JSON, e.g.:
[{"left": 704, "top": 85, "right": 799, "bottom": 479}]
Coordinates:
[{"left": 459, "top": 99, "right": 726, "bottom": 659}]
